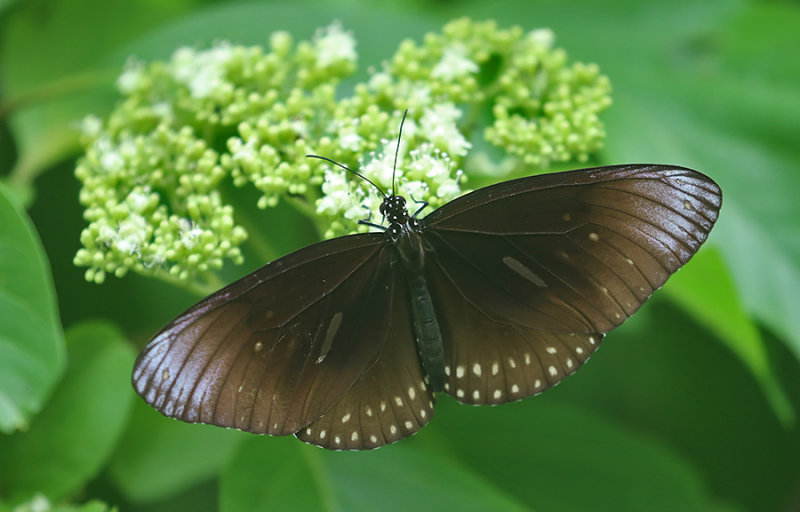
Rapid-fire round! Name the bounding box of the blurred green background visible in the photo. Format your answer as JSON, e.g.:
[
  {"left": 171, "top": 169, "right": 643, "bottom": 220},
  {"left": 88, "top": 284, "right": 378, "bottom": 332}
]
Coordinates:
[{"left": 1, "top": 0, "right": 799, "bottom": 511}]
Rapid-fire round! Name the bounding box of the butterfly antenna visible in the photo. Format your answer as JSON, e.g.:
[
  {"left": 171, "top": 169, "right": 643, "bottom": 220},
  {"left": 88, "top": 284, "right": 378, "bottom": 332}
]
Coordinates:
[
  {"left": 392, "top": 109, "right": 408, "bottom": 198},
  {"left": 306, "top": 154, "right": 387, "bottom": 199}
]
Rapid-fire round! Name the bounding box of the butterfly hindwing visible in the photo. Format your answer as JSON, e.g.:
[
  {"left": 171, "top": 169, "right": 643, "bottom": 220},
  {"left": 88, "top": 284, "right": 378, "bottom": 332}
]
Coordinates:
[
  {"left": 421, "top": 164, "right": 721, "bottom": 404},
  {"left": 132, "top": 234, "right": 397, "bottom": 436},
  {"left": 296, "top": 274, "right": 435, "bottom": 449}
]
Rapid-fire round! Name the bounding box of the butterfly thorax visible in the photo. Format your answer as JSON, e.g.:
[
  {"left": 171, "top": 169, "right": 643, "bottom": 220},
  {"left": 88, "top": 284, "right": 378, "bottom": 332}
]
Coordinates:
[{"left": 382, "top": 195, "right": 426, "bottom": 274}]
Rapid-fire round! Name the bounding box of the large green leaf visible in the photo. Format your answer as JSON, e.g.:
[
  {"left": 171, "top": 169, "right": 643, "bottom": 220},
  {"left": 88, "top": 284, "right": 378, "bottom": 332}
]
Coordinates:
[
  {"left": 0, "top": 322, "right": 134, "bottom": 505},
  {"left": 664, "top": 247, "right": 793, "bottom": 424},
  {"left": 436, "top": 397, "right": 740, "bottom": 512},
  {"left": 108, "top": 400, "right": 245, "bottom": 503},
  {"left": 221, "top": 437, "right": 528, "bottom": 512},
  {"left": 0, "top": 183, "right": 64, "bottom": 433},
  {"left": 0, "top": 0, "right": 198, "bottom": 189}
]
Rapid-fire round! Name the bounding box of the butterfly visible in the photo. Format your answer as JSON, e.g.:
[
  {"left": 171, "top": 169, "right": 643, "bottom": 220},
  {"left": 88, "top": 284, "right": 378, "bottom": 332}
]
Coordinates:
[{"left": 132, "top": 116, "right": 722, "bottom": 450}]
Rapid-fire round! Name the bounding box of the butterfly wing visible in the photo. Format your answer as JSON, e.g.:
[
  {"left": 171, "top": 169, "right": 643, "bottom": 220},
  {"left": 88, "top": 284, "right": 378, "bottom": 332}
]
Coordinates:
[
  {"left": 132, "top": 234, "right": 400, "bottom": 436},
  {"left": 421, "top": 164, "right": 722, "bottom": 404},
  {"left": 296, "top": 275, "right": 435, "bottom": 450}
]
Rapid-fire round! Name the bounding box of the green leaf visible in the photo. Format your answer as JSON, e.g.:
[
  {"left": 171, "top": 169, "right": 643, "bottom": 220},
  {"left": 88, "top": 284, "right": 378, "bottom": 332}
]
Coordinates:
[
  {"left": 0, "top": 0, "right": 201, "bottom": 188},
  {"left": 438, "top": 398, "right": 741, "bottom": 512},
  {"left": 108, "top": 400, "right": 245, "bottom": 503},
  {"left": 664, "top": 246, "right": 794, "bottom": 424},
  {"left": 0, "top": 322, "right": 134, "bottom": 505},
  {"left": 220, "top": 437, "right": 528, "bottom": 512},
  {"left": 0, "top": 182, "right": 64, "bottom": 433}
]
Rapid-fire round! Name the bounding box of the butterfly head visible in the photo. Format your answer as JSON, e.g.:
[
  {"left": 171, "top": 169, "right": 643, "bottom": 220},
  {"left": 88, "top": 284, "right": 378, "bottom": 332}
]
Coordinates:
[{"left": 381, "top": 195, "right": 413, "bottom": 241}]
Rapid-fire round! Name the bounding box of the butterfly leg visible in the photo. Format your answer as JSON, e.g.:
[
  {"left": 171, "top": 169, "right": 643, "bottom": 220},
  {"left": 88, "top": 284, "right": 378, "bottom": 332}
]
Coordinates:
[{"left": 408, "top": 194, "right": 429, "bottom": 219}]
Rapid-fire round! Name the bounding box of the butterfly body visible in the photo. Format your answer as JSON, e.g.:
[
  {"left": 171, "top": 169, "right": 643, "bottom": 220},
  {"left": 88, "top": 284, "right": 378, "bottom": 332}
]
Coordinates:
[
  {"left": 386, "top": 208, "right": 448, "bottom": 394},
  {"left": 133, "top": 164, "right": 721, "bottom": 450}
]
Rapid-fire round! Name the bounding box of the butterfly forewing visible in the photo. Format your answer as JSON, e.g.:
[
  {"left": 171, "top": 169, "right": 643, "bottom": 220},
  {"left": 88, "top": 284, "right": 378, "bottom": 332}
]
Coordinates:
[
  {"left": 422, "top": 164, "right": 721, "bottom": 404},
  {"left": 133, "top": 234, "right": 397, "bottom": 435},
  {"left": 296, "top": 276, "right": 435, "bottom": 449}
]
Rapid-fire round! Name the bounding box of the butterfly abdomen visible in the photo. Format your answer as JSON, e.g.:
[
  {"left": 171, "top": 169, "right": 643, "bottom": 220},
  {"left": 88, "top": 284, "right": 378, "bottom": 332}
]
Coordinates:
[
  {"left": 406, "top": 272, "right": 447, "bottom": 392},
  {"left": 392, "top": 218, "right": 447, "bottom": 392}
]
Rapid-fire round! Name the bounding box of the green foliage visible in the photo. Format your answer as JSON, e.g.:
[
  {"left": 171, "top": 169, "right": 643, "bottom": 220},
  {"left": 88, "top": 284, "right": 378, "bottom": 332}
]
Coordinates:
[
  {"left": 0, "top": 322, "right": 133, "bottom": 506},
  {"left": 0, "top": 183, "right": 64, "bottom": 434},
  {"left": 1, "top": 1, "right": 799, "bottom": 512}
]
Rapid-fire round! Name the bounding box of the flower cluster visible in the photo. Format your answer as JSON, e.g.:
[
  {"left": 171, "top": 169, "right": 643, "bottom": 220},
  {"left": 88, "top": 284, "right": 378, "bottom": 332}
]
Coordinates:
[{"left": 74, "top": 18, "right": 611, "bottom": 286}]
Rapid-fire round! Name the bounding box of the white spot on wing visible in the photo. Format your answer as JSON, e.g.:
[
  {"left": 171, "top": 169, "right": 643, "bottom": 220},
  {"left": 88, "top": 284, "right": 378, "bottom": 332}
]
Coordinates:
[
  {"left": 472, "top": 363, "right": 482, "bottom": 377},
  {"left": 502, "top": 256, "right": 547, "bottom": 287}
]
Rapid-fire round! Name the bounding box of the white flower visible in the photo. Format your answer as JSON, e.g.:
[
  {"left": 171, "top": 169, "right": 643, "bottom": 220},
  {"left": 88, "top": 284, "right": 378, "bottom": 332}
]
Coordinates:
[
  {"left": 126, "top": 187, "right": 153, "bottom": 213},
  {"left": 117, "top": 59, "right": 146, "bottom": 94},
  {"left": 432, "top": 44, "right": 478, "bottom": 80},
  {"left": 171, "top": 44, "right": 233, "bottom": 98},
  {"left": 317, "top": 170, "right": 358, "bottom": 215},
  {"left": 152, "top": 102, "right": 174, "bottom": 120},
  {"left": 338, "top": 127, "right": 363, "bottom": 152},
  {"left": 95, "top": 137, "right": 125, "bottom": 172},
  {"left": 177, "top": 218, "right": 204, "bottom": 249},
  {"left": 361, "top": 140, "right": 403, "bottom": 190},
  {"left": 314, "top": 22, "right": 357, "bottom": 68},
  {"left": 114, "top": 214, "right": 149, "bottom": 255},
  {"left": 419, "top": 104, "right": 471, "bottom": 157},
  {"left": 528, "top": 28, "right": 555, "bottom": 48},
  {"left": 80, "top": 115, "right": 103, "bottom": 138},
  {"left": 367, "top": 71, "right": 392, "bottom": 90}
]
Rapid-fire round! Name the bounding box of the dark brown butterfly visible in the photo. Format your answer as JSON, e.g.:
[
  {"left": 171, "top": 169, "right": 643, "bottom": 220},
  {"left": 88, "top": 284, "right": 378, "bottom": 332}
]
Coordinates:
[{"left": 133, "top": 141, "right": 721, "bottom": 450}]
